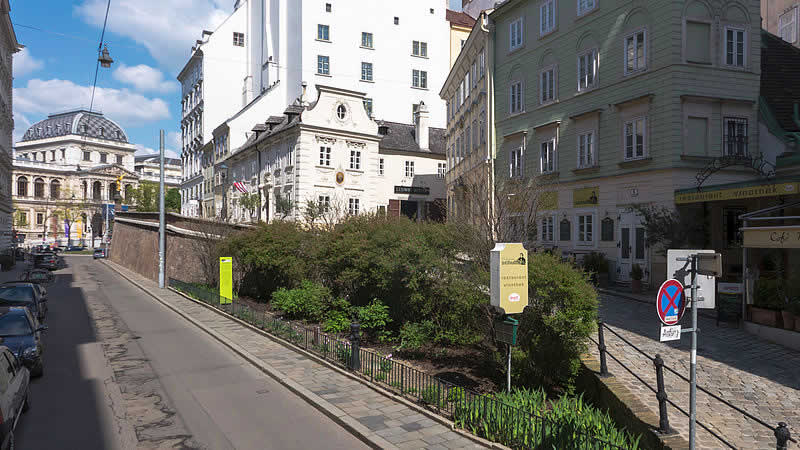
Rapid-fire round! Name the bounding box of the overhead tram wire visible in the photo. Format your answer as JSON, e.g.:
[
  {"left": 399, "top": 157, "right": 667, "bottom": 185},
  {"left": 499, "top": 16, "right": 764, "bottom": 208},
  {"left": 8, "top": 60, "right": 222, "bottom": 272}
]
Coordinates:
[{"left": 89, "top": 0, "right": 113, "bottom": 114}]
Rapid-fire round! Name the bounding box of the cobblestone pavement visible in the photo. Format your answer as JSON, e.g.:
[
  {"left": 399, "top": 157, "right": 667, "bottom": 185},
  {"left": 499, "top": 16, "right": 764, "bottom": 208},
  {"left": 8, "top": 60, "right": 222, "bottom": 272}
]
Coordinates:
[
  {"left": 588, "top": 292, "right": 800, "bottom": 450},
  {"left": 108, "top": 261, "right": 486, "bottom": 450}
]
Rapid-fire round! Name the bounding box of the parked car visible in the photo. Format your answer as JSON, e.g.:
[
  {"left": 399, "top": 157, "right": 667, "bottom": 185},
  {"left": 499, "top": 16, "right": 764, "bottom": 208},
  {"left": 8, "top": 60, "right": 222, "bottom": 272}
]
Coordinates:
[
  {"left": 33, "top": 252, "right": 58, "bottom": 271},
  {"left": 93, "top": 248, "right": 106, "bottom": 259},
  {"left": 14, "top": 249, "right": 24, "bottom": 261},
  {"left": 66, "top": 246, "right": 86, "bottom": 252},
  {"left": 0, "top": 284, "right": 46, "bottom": 322},
  {"left": 18, "top": 269, "right": 54, "bottom": 285},
  {"left": 0, "top": 344, "right": 30, "bottom": 449},
  {"left": 0, "top": 308, "right": 45, "bottom": 377}
]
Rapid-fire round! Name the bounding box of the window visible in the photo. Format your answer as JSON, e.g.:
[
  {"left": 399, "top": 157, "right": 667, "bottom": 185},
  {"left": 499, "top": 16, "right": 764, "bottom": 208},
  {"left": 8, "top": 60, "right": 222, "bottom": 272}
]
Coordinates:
[
  {"left": 100, "top": 153, "right": 107, "bottom": 163},
  {"left": 723, "top": 208, "right": 746, "bottom": 247},
  {"left": 577, "top": 131, "right": 595, "bottom": 168},
  {"left": 233, "top": 32, "right": 245, "bottom": 46},
  {"left": 724, "top": 27, "right": 745, "bottom": 67},
  {"left": 510, "top": 81, "right": 524, "bottom": 114},
  {"left": 319, "top": 146, "right": 331, "bottom": 166},
  {"left": 50, "top": 150, "right": 55, "bottom": 161},
  {"left": 349, "top": 198, "right": 360, "bottom": 215},
  {"left": 317, "top": 55, "right": 330, "bottom": 75},
  {"left": 437, "top": 162, "right": 446, "bottom": 178},
  {"left": 540, "top": 139, "right": 556, "bottom": 173},
  {"left": 577, "top": 0, "right": 596, "bottom": 16},
  {"left": 34, "top": 178, "right": 45, "bottom": 198},
  {"left": 540, "top": 66, "right": 556, "bottom": 104},
  {"left": 350, "top": 150, "right": 361, "bottom": 169},
  {"left": 412, "top": 41, "right": 428, "bottom": 57},
  {"left": 780, "top": 8, "right": 797, "bottom": 43},
  {"left": 472, "top": 62, "right": 477, "bottom": 87},
  {"left": 624, "top": 117, "right": 646, "bottom": 160},
  {"left": 325, "top": 3, "right": 331, "bottom": 12},
  {"left": 394, "top": 17, "right": 399, "bottom": 25},
  {"left": 61, "top": 149, "right": 66, "bottom": 160},
  {"left": 50, "top": 180, "right": 60, "bottom": 199},
  {"left": 318, "top": 195, "right": 331, "bottom": 212},
  {"left": 317, "top": 24, "right": 330, "bottom": 41},
  {"left": 83, "top": 151, "right": 91, "bottom": 161},
  {"left": 480, "top": 110, "right": 486, "bottom": 144},
  {"left": 479, "top": 50, "right": 486, "bottom": 77},
  {"left": 36, "top": 213, "right": 44, "bottom": 225},
  {"left": 337, "top": 104, "right": 347, "bottom": 119},
  {"left": 560, "top": 218, "right": 571, "bottom": 241},
  {"left": 405, "top": 160, "right": 414, "bottom": 177},
  {"left": 686, "top": 22, "right": 711, "bottom": 63},
  {"left": 601, "top": 217, "right": 614, "bottom": 241},
  {"left": 577, "top": 49, "right": 598, "bottom": 91},
  {"left": 465, "top": 125, "right": 471, "bottom": 153},
  {"left": 361, "top": 62, "right": 373, "bottom": 81},
  {"left": 363, "top": 98, "right": 373, "bottom": 117},
  {"left": 510, "top": 147, "right": 523, "bottom": 178},
  {"left": 624, "top": 30, "right": 646, "bottom": 74},
  {"left": 509, "top": 17, "right": 523, "bottom": 50},
  {"left": 362, "top": 32, "right": 373, "bottom": 48},
  {"left": 723, "top": 117, "right": 748, "bottom": 157},
  {"left": 18, "top": 212, "right": 27, "bottom": 226},
  {"left": 412, "top": 70, "right": 427, "bottom": 89},
  {"left": 577, "top": 214, "right": 593, "bottom": 244},
  {"left": 540, "top": 0, "right": 555, "bottom": 35},
  {"left": 379, "top": 158, "right": 384, "bottom": 175},
  {"left": 16, "top": 177, "right": 27, "bottom": 197},
  {"left": 116, "top": 155, "right": 123, "bottom": 164},
  {"left": 541, "top": 216, "right": 554, "bottom": 242}
]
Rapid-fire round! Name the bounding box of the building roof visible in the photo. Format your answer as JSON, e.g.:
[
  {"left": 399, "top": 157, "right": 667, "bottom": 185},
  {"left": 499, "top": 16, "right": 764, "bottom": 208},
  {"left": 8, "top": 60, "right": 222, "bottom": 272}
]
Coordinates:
[
  {"left": 377, "top": 121, "right": 446, "bottom": 155},
  {"left": 761, "top": 31, "right": 800, "bottom": 133},
  {"left": 134, "top": 154, "right": 181, "bottom": 166},
  {"left": 20, "top": 110, "right": 129, "bottom": 144},
  {"left": 446, "top": 9, "right": 476, "bottom": 29}
]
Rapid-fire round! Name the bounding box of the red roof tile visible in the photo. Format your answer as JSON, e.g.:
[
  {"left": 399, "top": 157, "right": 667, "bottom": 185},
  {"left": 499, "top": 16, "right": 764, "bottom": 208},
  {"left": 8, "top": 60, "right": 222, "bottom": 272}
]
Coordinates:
[{"left": 446, "top": 9, "right": 476, "bottom": 29}]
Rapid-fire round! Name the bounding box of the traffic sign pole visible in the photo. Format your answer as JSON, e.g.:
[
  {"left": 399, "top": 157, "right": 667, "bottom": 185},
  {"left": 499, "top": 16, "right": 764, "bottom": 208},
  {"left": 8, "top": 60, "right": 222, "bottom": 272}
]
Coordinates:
[{"left": 689, "top": 254, "right": 698, "bottom": 449}]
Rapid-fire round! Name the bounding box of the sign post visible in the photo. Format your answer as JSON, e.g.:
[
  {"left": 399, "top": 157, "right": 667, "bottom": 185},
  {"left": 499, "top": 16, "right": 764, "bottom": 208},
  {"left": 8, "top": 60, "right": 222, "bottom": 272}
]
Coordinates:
[
  {"left": 219, "top": 257, "right": 232, "bottom": 305},
  {"left": 490, "top": 243, "right": 529, "bottom": 393}
]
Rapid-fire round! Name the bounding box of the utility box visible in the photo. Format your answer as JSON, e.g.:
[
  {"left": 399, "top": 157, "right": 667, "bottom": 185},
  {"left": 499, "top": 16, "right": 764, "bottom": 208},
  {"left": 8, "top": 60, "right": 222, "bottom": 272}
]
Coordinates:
[{"left": 495, "top": 316, "right": 519, "bottom": 346}]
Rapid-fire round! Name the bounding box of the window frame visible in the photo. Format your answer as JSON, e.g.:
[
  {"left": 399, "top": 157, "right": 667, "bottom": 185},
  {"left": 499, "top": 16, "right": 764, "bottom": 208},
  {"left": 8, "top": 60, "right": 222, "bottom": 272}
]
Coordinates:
[
  {"left": 539, "top": 0, "right": 556, "bottom": 36},
  {"left": 577, "top": 49, "right": 598, "bottom": 92},
  {"left": 509, "top": 80, "right": 524, "bottom": 115},
  {"left": 540, "top": 215, "right": 555, "bottom": 242},
  {"left": 404, "top": 160, "right": 415, "bottom": 177},
  {"left": 349, "top": 198, "right": 360, "bottom": 215},
  {"left": 623, "top": 117, "right": 647, "bottom": 161},
  {"left": 577, "top": 130, "right": 596, "bottom": 168},
  {"left": 360, "top": 62, "right": 373, "bottom": 82},
  {"left": 317, "top": 24, "right": 330, "bottom": 41},
  {"left": 779, "top": 7, "right": 797, "bottom": 43},
  {"left": 319, "top": 146, "right": 332, "bottom": 166},
  {"left": 412, "top": 40, "right": 428, "bottom": 58},
  {"left": 363, "top": 98, "right": 373, "bottom": 117},
  {"left": 233, "top": 32, "right": 245, "bottom": 47},
  {"left": 722, "top": 116, "right": 749, "bottom": 157},
  {"left": 509, "top": 17, "right": 524, "bottom": 51},
  {"left": 539, "top": 65, "right": 557, "bottom": 105},
  {"left": 379, "top": 158, "right": 384, "bottom": 175},
  {"left": 576, "top": 212, "right": 595, "bottom": 246},
  {"left": 317, "top": 55, "right": 330, "bottom": 75},
  {"left": 510, "top": 146, "right": 524, "bottom": 178},
  {"left": 623, "top": 29, "right": 647, "bottom": 75},
  {"left": 412, "top": 69, "right": 428, "bottom": 89},
  {"left": 361, "top": 32, "right": 374, "bottom": 49},
  {"left": 577, "top": 0, "right": 597, "bottom": 17},
  {"left": 349, "top": 150, "right": 361, "bottom": 170},
  {"left": 540, "top": 138, "right": 556, "bottom": 174},
  {"left": 723, "top": 26, "right": 746, "bottom": 68}
]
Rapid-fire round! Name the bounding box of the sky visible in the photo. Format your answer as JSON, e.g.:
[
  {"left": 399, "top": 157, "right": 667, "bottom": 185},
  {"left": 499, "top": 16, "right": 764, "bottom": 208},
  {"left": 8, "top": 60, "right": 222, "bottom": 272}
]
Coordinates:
[{"left": 11, "top": 0, "right": 463, "bottom": 159}]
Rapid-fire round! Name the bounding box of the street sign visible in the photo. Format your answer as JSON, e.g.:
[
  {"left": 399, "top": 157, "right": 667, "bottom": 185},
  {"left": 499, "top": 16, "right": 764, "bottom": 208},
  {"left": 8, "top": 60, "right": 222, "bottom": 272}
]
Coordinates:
[
  {"left": 490, "top": 243, "right": 529, "bottom": 315},
  {"left": 657, "top": 278, "right": 687, "bottom": 326},
  {"left": 667, "top": 249, "right": 716, "bottom": 309},
  {"left": 219, "top": 257, "right": 232, "bottom": 305},
  {"left": 660, "top": 325, "right": 681, "bottom": 342},
  {"left": 696, "top": 253, "right": 722, "bottom": 277}
]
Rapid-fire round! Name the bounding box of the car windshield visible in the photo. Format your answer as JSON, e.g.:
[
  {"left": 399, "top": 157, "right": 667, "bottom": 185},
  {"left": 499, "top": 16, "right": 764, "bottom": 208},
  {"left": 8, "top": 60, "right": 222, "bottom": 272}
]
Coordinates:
[
  {"left": 0, "top": 286, "right": 35, "bottom": 303},
  {"left": 0, "top": 314, "right": 32, "bottom": 337},
  {"left": 28, "top": 272, "right": 48, "bottom": 280}
]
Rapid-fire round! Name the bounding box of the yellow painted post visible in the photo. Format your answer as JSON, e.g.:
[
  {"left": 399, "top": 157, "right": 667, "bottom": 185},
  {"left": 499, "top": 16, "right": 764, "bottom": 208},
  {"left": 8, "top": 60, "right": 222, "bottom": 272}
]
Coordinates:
[{"left": 219, "top": 257, "right": 232, "bottom": 305}]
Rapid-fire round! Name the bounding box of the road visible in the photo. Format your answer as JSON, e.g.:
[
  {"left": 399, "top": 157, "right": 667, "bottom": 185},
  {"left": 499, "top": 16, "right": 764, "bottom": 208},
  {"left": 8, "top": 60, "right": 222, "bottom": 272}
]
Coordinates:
[{"left": 14, "top": 255, "right": 368, "bottom": 449}]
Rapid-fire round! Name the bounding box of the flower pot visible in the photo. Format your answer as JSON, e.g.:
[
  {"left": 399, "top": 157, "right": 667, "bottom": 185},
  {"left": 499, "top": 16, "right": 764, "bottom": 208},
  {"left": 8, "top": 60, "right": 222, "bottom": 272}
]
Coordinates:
[
  {"left": 631, "top": 279, "right": 642, "bottom": 294},
  {"left": 781, "top": 311, "right": 795, "bottom": 331},
  {"left": 750, "top": 306, "right": 779, "bottom": 328}
]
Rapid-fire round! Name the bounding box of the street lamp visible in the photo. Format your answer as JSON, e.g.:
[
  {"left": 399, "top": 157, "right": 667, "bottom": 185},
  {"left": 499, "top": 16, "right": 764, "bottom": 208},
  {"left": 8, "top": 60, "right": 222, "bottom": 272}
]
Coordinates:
[{"left": 98, "top": 45, "right": 114, "bottom": 68}]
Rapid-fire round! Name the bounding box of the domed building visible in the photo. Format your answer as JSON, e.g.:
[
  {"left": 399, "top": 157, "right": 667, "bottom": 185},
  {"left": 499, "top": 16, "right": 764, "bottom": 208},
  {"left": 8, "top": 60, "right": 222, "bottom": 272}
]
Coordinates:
[{"left": 12, "top": 109, "right": 140, "bottom": 247}]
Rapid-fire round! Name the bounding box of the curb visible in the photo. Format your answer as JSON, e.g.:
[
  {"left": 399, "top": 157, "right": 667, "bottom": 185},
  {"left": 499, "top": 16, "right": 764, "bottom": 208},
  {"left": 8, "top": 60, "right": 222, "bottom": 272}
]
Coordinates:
[{"left": 102, "top": 261, "right": 502, "bottom": 450}]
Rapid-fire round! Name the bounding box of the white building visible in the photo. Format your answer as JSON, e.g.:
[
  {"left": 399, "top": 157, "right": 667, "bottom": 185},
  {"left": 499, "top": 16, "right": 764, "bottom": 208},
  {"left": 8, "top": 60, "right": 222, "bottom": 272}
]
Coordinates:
[
  {"left": 134, "top": 154, "right": 182, "bottom": 187},
  {"left": 0, "top": 0, "right": 19, "bottom": 267},
  {"left": 178, "top": 0, "right": 452, "bottom": 217}
]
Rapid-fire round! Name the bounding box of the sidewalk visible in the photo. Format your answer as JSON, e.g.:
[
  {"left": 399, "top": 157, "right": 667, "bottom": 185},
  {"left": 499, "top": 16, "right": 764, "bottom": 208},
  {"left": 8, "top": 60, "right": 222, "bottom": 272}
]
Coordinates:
[
  {"left": 589, "top": 292, "right": 800, "bottom": 450},
  {"left": 104, "top": 260, "right": 488, "bottom": 450}
]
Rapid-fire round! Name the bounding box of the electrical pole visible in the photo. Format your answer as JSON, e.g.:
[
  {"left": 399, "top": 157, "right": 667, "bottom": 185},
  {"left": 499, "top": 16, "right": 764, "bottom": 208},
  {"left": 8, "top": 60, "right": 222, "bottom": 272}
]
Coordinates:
[
  {"left": 689, "top": 254, "right": 698, "bottom": 449},
  {"left": 158, "top": 130, "right": 166, "bottom": 289}
]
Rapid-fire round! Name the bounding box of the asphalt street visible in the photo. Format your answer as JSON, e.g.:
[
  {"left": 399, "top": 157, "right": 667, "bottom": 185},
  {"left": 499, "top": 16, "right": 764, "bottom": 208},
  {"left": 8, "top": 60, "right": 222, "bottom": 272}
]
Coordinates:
[{"left": 14, "top": 255, "right": 368, "bottom": 449}]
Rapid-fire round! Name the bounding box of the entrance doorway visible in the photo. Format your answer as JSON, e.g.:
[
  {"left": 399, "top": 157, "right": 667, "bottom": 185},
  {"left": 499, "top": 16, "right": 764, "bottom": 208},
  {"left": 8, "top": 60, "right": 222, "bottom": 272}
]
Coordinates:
[
  {"left": 400, "top": 200, "right": 418, "bottom": 220},
  {"left": 618, "top": 213, "right": 648, "bottom": 283}
]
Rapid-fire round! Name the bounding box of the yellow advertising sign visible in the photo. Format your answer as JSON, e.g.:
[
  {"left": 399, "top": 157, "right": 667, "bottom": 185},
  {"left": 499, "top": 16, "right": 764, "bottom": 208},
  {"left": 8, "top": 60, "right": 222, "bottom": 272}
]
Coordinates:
[
  {"left": 77, "top": 219, "right": 83, "bottom": 239},
  {"left": 573, "top": 187, "right": 599, "bottom": 207},
  {"left": 742, "top": 226, "right": 800, "bottom": 249},
  {"left": 675, "top": 182, "right": 799, "bottom": 204},
  {"left": 490, "top": 243, "right": 529, "bottom": 315},
  {"left": 539, "top": 191, "right": 558, "bottom": 210},
  {"left": 219, "top": 257, "right": 233, "bottom": 304}
]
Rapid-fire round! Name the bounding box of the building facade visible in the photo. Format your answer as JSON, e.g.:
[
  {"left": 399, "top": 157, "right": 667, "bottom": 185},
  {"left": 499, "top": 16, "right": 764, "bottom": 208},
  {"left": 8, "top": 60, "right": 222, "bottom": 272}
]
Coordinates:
[
  {"left": 134, "top": 154, "right": 182, "bottom": 187},
  {"left": 491, "top": 0, "right": 762, "bottom": 287},
  {"left": 0, "top": 0, "right": 18, "bottom": 266},
  {"left": 13, "top": 110, "right": 139, "bottom": 247},
  {"left": 447, "top": 9, "right": 476, "bottom": 68},
  {"left": 762, "top": 0, "right": 800, "bottom": 47}
]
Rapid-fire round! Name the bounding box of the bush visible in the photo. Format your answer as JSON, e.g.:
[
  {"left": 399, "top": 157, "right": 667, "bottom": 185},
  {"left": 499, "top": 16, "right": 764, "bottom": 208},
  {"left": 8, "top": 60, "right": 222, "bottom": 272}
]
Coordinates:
[
  {"left": 397, "top": 320, "right": 435, "bottom": 351},
  {"left": 323, "top": 298, "right": 352, "bottom": 333},
  {"left": 271, "top": 280, "right": 330, "bottom": 321},
  {"left": 353, "top": 299, "right": 392, "bottom": 341},
  {"left": 516, "top": 253, "right": 598, "bottom": 392}
]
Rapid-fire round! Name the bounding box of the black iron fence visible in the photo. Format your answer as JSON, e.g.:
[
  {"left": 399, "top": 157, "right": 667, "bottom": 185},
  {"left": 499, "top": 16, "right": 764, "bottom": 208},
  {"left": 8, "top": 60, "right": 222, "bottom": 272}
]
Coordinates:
[
  {"left": 593, "top": 320, "right": 795, "bottom": 449},
  {"left": 169, "top": 279, "right": 635, "bottom": 449}
]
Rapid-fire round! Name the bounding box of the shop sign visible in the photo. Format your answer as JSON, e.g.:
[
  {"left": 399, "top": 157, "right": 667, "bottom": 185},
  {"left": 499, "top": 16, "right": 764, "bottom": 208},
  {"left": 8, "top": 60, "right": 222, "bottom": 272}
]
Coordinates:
[
  {"left": 573, "top": 187, "right": 599, "bottom": 207},
  {"left": 490, "top": 243, "right": 529, "bottom": 315},
  {"left": 394, "top": 186, "right": 430, "bottom": 195},
  {"left": 675, "top": 182, "right": 799, "bottom": 204},
  {"left": 742, "top": 226, "right": 800, "bottom": 249}
]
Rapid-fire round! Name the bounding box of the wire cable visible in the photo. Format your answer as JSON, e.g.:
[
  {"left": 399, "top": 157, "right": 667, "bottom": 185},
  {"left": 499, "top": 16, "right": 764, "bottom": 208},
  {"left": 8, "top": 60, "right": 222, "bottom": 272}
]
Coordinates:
[{"left": 88, "top": 0, "right": 112, "bottom": 114}]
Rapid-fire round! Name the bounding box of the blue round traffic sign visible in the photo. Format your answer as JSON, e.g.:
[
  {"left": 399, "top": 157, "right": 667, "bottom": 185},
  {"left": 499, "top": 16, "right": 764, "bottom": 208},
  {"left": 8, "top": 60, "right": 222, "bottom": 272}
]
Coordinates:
[{"left": 657, "top": 279, "right": 686, "bottom": 326}]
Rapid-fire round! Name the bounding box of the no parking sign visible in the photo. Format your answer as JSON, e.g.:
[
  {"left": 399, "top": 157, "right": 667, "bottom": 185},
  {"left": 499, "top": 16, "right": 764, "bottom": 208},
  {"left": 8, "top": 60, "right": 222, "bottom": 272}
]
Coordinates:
[{"left": 657, "top": 279, "right": 686, "bottom": 326}]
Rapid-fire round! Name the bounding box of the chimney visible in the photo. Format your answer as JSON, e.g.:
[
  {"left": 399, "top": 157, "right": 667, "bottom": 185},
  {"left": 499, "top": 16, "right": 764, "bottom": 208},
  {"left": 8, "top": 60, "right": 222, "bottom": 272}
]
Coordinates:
[
  {"left": 300, "top": 81, "right": 308, "bottom": 105},
  {"left": 415, "top": 101, "right": 430, "bottom": 150}
]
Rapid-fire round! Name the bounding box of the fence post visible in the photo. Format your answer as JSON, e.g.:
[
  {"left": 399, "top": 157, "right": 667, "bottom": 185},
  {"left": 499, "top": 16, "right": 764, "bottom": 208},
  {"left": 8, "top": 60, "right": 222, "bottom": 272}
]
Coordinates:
[
  {"left": 597, "top": 320, "right": 609, "bottom": 376},
  {"left": 349, "top": 322, "right": 360, "bottom": 371},
  {"left": 653, "top": 354, "right": 671, "bottom": 434},
  {"left": 313, "top": 326, "right": 320, "bottom": 346},
  {"left": 775, "top": 422, "right": 791, "bottom": 450}
]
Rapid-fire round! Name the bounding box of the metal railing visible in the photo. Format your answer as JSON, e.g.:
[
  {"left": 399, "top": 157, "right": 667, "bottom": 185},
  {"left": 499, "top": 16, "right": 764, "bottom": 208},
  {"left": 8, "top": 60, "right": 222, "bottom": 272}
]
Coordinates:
[
  {"left": 593, "top": 320, "right": 795, "bottom": 449},
  {"left": 169, "top": 279, "right": 634, "bottom": 449}
]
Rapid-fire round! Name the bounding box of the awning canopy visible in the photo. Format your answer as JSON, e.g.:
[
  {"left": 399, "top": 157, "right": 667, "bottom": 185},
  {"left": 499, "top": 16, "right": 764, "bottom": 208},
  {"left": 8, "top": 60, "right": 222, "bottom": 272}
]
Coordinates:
[
  {"left": 674, "top": 177, "right": 800, "bottom": 204},
  {"left": 739, "top": 200, "right": 800, "bottom": 248}
]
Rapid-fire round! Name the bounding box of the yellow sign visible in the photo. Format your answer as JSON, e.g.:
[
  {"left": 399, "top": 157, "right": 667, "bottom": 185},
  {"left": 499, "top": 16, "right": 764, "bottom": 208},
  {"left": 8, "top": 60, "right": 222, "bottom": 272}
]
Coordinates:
[
  {"left": 675, "top": 182, "right": 799, "bottom": 204},
  {"left": 77, "top": 219, "right": 83, "bottom": 240},
  {"left": 219, "top": 257, "right": 233, "bottom": 304},
  {"left": 573, "top": 187, "right": 599, "bottom": 207},
  {"left": 539, "top": 191, "right": 558, "bottom": 210},
  {"left": 742, "top": 226, "right": 800, "bottom": 249},
  {"left": 490, "top": 243, "right": 529, "bottom": 315}
]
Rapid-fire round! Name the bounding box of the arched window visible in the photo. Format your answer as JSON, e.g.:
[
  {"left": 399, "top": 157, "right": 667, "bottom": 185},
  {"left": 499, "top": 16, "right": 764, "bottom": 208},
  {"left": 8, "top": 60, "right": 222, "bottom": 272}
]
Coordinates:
[
  {"left": 82, "top": 181, "right": 88, "bottom": 199},
  {"left": 50, "top": 180, "right": 61, "bottom": 199},
  {"left": 92, "top": 181, "right": 102, "bottom": 201},
  {"left": 108, "top": 182, "right": 117, "bottom": 201},
  {"left": 17, "top": 177, "right": 28, "bottom": 197},
  {"left": 33, "top": 178, "right": 45, "bottom": 198}
]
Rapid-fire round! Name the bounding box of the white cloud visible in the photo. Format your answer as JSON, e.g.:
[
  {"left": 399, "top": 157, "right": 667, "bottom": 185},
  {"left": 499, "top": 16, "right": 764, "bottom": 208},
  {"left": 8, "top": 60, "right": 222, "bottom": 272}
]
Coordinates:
[
  {"left": 13, "top": 79, "right": 170, "bottom": 136},
  {"left": 135, "top": 144, "right": 179, "bottom": 159},
  {"left": 12, "top": 113, "right": 32, "bottom": 144},
  {"left": 13, "top": 49, "right": 44, "bottom": 78},
  {"left": 113, "top": 64, "right": 178, "bottom": 93},
  {"left": 75, "top": 0, "right": 231, "bottom": 73}
]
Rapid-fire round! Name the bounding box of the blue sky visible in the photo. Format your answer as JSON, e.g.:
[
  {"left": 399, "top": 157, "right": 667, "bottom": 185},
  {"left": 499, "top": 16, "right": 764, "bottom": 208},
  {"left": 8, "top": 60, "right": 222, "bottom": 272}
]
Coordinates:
[{"left": 11, "top": 0, "right": 462, "bottom": 158}]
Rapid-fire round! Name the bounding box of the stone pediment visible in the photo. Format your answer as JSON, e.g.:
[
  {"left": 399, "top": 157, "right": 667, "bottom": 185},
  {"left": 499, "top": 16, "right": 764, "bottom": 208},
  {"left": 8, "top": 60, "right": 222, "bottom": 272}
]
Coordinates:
[{"left": 82, "top": 164, "right": 139, "bottom": 178}]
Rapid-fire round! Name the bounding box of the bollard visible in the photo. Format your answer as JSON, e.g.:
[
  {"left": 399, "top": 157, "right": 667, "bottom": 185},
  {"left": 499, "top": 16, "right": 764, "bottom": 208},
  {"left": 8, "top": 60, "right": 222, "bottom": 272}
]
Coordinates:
[
  {"left": 349, "top": 322, "right": 360, "bottom": 371},
  {"left": 653, "top": 354, "right": 671, "bottom": 434},
  {"left": 775, "top": 422, "right": 791, "bottom": 450},
  {"left": 597, "top": 320, "right": 609, "bottom": 376}
]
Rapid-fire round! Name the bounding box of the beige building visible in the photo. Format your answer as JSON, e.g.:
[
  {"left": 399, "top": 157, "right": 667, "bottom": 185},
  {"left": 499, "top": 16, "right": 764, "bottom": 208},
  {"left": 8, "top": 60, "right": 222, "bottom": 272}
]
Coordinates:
[
  {"left": 0, "top": 0, "right": 19, "bottom": 267},
  {"left": 762, "top": 0, "right": 800, "bottom": 46},
  {"left": 134, "top": 154, "right": 182, "bottom": 187},
  {"left": 446, "top": 9, "right": 476, "bottom": 68},
  {"left": 13, "top": 110, "right": 139, "bottom": 247}
]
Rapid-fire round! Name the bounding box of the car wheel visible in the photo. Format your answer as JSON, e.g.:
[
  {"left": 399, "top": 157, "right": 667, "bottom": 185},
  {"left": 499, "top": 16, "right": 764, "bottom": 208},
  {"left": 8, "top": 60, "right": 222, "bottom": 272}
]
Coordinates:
[{"left": 22, "top": 390, "right": 30, "bottom": 413}]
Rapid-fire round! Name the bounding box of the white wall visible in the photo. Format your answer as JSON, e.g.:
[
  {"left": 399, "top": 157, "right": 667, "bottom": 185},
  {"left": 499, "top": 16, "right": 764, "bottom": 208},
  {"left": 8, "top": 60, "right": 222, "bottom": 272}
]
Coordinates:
[{"left": 378, "top": 151, "right": 447, "bottom": 206}]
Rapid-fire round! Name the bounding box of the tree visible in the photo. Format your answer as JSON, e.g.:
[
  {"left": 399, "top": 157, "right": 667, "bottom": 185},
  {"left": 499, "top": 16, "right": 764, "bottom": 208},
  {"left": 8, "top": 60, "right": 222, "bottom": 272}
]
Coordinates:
[
  {"left": 52, "top": 188, "right": 90, "bottom": 246},
  {"left": 165, "top": 188, "right": 181, "bottom": 212},
  {"left": 14, "top": 210, "right": 27, "bottom": 228},
  {"left": 274, "top": 192, "right": 294, "bottom": 220},
  {"left": 630, "top": 204, "right": 705, "bottom": 255},
  {"left": 238, "top": 192, "right": 260, "bottom": 222},
  {"left": 131, "top": 181, "right": 159, "bottom": 212}
]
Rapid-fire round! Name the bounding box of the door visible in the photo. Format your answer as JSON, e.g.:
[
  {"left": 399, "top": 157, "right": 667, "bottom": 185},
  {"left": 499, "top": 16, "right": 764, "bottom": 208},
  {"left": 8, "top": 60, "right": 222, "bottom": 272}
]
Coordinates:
[{"left": 618, "top": 213, "right": 648, "bottom": 282}]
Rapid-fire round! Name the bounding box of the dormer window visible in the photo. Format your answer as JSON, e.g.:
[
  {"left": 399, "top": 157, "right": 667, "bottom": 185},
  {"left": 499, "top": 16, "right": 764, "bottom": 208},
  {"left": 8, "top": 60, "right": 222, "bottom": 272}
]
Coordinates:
[
  {"left": 378, "top": 125, "right": 389, "bottom": 135},
  {"left": 100, "top": 127, "right": 104, "bottom": 137}
]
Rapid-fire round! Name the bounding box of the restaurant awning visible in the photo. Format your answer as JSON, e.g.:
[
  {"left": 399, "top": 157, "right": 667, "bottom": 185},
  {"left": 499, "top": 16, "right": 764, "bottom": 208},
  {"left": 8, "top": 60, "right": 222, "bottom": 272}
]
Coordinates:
[{"left": 674, "top": 176, "right": 800, "bottom": 204}]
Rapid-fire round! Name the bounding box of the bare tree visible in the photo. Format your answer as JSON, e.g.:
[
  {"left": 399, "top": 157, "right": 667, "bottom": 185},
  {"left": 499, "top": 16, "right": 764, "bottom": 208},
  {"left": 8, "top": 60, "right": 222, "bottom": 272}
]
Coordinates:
[
  {"left": 181, "top": 218, "right": 240, "bottom": 288},
  {"left": 301, "top": 194, "right": 349, "bottom": 231}
]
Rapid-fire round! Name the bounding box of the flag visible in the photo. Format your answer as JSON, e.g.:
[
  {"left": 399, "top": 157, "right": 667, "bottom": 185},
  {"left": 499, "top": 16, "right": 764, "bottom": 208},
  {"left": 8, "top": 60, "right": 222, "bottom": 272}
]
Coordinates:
[{"left": 233, "top": 181, "right": 249, "bottom": 194}]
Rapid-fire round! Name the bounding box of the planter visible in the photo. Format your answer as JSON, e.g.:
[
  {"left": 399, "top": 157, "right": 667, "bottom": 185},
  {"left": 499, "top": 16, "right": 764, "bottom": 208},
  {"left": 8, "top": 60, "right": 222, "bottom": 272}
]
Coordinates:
[
  {"left": 781, "top": 311, "right": 795, "bottom": 331},
  {"left": 750, "top": 306, "right": 780, "bottom": 328},
  {"left": 631, "top": 279, "right": 642, "bottom": 294}
]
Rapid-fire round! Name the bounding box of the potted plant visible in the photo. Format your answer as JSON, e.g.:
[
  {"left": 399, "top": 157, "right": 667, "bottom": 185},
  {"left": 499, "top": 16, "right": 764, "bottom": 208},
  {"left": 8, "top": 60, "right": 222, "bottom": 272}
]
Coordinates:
[
  {"left": 630, "top": 264, "right": 643, "bottom": 294},
  {"left": 788, "top": 300, "right": 800, "bottom": 332},
  {"left": 583, "top": 252, "right": 610, "bottom": 288},
  {"left": 750, "top": 280, "right": 783, "bottom": 328}
]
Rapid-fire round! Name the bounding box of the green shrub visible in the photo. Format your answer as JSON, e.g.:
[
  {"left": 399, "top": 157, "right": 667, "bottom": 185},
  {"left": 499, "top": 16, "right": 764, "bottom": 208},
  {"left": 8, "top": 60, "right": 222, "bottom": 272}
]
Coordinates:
[
  {"left": 755, "top": 279, "right": 786, "bottom": 310},
  {"left": 397, "top": 321, "right": 435, "bottom": 351},
  {"left": 421, "top": 385, "right": 443, "bottom": 407},
  {"left": 446, "top": 386, "right": 465, "bottom": 403},
  {"left": 323, "top": 298, "right": 352, "bottom": 333},
  {"left": 271, "top": 280, "right": 330, "bottom": 321},
  {"left": 353, "top": 299, "right": 392, "bottom": 341}
]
